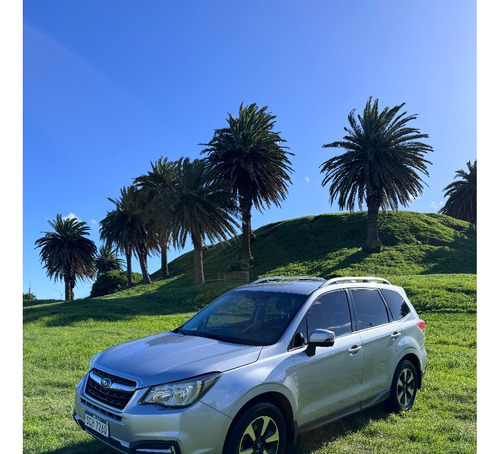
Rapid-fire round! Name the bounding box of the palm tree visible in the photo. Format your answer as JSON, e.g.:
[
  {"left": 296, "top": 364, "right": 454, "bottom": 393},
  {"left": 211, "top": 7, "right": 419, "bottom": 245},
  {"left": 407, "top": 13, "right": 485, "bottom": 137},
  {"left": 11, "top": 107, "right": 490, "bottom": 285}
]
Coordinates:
[
  {"left": 100, "top": 186, "right": 154, "bottom": 285},
  {"left": 202, "top": 103, "right": 293, "bottom": 263},
  {"left": 321, "top": 97, "right": 433, "bottom": 252},
  {"left": 439, "top": 160, "right": 476, "bottom": 224},
  {"left": 94, "top": 245, "right": 124, "bottom": 277},
  {"left": 168, "top": 157, "right": 239, "bottom": 285},
  {"left": 35, "top": 214, "right": 97, "bottom": 301},
  {"left": 134, "top": 157, "right": 177, "bottom": 279},
  {"left": 100, "top": 205, "right": 133, "bottom": 287}
]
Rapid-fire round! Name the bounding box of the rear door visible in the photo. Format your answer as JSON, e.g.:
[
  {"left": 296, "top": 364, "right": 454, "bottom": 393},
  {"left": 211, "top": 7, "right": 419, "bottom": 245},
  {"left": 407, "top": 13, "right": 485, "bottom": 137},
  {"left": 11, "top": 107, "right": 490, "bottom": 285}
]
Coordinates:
[
  {"left": 292, "top": 290, "right": 363, "bottom": 426},
  {"left": 349, "top": 288, "right": 401, "bottom": 406}
]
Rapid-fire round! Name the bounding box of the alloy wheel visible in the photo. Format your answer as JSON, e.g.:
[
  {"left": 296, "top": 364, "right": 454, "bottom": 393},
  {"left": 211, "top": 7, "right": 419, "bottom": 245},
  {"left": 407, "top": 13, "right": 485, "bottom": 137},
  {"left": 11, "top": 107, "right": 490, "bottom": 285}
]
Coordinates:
[
  {"left": 238, "top": 415, "right": 280, "bottom": 454},
  {"left": 396, "top": 367, "right": 416, "bottom": 409}
]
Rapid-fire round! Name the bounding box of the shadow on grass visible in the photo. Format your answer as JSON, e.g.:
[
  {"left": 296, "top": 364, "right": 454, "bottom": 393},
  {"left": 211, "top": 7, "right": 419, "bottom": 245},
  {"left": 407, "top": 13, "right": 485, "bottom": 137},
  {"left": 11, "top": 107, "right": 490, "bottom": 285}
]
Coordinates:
[
  {"left": 321, "top": 249, "right": 368, "bottom": 277},
  {"left": 40, "top": 440, "right": 115, "bottom": 454},
  {"left": 291, "top": 403, "right": 391, "bottom": 453},
  {"left": 423, "top": 228, "right": 477, "bottom": 274},
  {"left": 23, "top": 276, "right": 237, "bottom": 327}
]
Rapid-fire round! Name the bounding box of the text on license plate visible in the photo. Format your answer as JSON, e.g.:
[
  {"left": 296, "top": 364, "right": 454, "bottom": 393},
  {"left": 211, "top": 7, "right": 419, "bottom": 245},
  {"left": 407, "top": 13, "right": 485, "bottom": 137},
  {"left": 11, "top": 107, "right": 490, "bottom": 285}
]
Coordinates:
[{"left": 85, "top": 411, "right": 109, "bottom": 438}]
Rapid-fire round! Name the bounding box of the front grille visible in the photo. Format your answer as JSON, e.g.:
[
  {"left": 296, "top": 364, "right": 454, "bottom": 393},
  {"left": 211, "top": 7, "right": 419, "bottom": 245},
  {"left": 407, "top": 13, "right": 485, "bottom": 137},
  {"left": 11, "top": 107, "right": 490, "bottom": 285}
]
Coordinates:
[
  {"left": 85, "top": 368, "right": 136, "bottom": 410},
  {"left": 80, "top": 397, "right": 122, "bottom": 421}
]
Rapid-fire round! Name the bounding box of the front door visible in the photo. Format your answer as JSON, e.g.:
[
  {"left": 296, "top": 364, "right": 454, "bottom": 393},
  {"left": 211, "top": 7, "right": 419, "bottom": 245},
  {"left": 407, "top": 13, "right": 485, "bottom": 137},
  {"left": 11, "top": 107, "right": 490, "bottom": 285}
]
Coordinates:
[{"left": 291, "top": 290, "right": 363, "bottom": 427}]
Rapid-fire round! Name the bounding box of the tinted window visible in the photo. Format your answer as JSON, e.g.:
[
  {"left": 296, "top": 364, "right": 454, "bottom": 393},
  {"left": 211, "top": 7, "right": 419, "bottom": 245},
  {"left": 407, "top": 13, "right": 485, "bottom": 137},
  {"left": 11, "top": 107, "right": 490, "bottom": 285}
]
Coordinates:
[
  {"left": 306, "top": 291, "right": 352, "bottom": 337},
  {"left": 381, "top": 289, "right": 411, "bottom": 320},
  {"left": 350, "top": 289, "right": 389, "bottom": 330}
]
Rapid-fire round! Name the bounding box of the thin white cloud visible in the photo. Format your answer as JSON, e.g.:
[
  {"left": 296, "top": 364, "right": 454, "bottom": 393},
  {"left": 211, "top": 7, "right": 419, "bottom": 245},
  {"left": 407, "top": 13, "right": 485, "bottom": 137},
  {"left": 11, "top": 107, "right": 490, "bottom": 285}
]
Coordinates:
[
  {"left": 305, "top": 177, "right": 310, "bottom": 183},
  {"left": 430, "top": 201, "right": 444, "bottom": 211},
  {"left": 63, "top": 212, "right": 79, "bottom": 221}
]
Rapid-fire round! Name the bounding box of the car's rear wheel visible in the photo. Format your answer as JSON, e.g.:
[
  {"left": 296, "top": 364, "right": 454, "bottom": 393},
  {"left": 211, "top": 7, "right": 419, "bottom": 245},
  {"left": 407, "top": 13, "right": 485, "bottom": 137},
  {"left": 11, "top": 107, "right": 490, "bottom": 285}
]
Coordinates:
[
  {"left": 388, "top": 359, "right": 418, "bottom": 412},
  {"left": 224, "top": 402, "right": 286, "bottom": 454}
]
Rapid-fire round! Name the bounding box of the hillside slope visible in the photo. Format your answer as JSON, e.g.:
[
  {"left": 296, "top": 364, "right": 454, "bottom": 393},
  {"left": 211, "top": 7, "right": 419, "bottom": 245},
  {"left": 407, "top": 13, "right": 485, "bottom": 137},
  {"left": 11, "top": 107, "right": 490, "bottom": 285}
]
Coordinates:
[{"left": 164, "top": 211, "right": 476, "bottom": 282}]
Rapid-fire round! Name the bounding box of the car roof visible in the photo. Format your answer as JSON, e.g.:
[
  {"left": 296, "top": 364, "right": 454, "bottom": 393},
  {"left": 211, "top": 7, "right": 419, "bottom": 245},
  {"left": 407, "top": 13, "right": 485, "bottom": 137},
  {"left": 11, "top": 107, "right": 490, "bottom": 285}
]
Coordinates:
[
  {"left": 237, "top": 280, "right": 324, "bottom": 296},
  {"left": 236, "top": 276, "right": 396, "bottom": 296}
]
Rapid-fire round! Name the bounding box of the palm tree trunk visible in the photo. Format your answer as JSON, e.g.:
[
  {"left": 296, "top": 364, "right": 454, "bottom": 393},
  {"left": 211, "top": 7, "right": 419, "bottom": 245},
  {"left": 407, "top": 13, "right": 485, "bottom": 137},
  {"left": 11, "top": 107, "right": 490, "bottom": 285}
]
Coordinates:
[
  {"left": 64, "top": 276, "right": 71, "bottom": 301},
  {"left": 70, "top": 278, "right": 75, "bottom": 301},
  {"left": 138, "top": 252, "right": 152, "bottom": 284},
  {"left": 125, "top": 248, "right": 133, "bottom": 287},
  {"left": 65, "top": 275, "right": 76, "bottom": 301},
  {"left": 364, "top": 195, "right": 382, "bottom": 253},
  {"left": 161, "top": 244, "right": 169, "bottom": 279},
  {"left": 193, "top": 236, "right": 205, "bottom": 285},
  {"left": 240, "top": 195, "right": 254, "bottom": 264}
]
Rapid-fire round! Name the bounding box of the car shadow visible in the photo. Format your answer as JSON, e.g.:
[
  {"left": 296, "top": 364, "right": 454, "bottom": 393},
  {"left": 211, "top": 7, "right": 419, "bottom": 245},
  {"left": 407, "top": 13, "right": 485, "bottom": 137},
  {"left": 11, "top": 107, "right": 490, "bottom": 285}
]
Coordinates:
[
  {"left": 39, "top": 440, "right": 116, "bottom": 454},
  {"left": 289, "top": 403, "right": 391, "bottom": 453}
]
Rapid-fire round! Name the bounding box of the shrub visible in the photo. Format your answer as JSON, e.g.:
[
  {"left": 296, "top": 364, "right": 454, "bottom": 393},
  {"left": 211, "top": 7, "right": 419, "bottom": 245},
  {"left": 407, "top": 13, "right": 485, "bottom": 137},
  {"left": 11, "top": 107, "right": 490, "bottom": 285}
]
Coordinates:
[{"left": 90, "top": 270, "right": 142, "bottom": 297}]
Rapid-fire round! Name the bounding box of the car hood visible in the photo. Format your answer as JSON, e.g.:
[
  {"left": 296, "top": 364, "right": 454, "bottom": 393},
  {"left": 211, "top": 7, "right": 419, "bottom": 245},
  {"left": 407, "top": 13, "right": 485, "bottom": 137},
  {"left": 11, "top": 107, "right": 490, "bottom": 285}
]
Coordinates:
[{"left": 93, "top": 331, "right": 262, "bottom": 388}]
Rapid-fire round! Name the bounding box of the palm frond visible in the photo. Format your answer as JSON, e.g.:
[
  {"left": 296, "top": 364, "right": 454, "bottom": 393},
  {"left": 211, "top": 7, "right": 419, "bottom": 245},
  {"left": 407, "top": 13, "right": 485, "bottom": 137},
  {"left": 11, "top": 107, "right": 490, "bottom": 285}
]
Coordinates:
[
  {"left": 34, "top": 214, "right": 97, "bottom": 284},
  {"left": 439, "top": 160, "right": 476, "bottom": 223},
  {"left": 321, "top": 97, "right": 433, "bottom": 212}
]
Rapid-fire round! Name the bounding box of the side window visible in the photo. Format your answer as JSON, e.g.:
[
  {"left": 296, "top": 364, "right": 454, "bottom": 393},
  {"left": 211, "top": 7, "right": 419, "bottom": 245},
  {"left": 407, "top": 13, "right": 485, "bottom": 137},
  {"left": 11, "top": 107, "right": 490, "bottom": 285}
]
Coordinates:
[
  {"left": 381, "top": 289, "right": 411, "bottom": 320},
  {"left": 350, "top": 289, "right": 389, "bottom": 330},
  {"left": 306, "top": 291, "right": 352, "bottom": 337}
]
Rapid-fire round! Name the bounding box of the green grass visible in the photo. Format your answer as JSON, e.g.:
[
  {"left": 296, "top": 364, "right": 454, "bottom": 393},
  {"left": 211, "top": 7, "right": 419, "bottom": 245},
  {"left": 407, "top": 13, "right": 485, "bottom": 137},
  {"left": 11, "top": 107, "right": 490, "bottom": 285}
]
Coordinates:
[{"left": 23, "top": 274, "right": 476, "bottom": 454}]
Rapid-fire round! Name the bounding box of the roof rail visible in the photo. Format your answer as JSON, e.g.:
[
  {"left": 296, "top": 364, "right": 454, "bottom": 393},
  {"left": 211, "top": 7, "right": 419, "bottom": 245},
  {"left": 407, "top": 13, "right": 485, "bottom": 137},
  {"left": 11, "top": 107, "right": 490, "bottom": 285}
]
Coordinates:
[
  {"left": 251, "top": 276, "right": 326, "bottom": 285},
  {"left": 320, "top": 276, "right": 391, "bottom": 288}
]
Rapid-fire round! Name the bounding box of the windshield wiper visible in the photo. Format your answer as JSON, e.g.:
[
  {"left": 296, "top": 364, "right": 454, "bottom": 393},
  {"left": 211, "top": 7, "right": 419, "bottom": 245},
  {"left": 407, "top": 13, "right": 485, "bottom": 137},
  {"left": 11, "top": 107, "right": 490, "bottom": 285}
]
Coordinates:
[
  {"left": 173, "top": 328, "right": 217, "bottom": 340},
  {"left": 174, "top": 329, "right": 256, "bottom": 345},
  {"left": 173, "top": 327, "right": 188, "bottom": 335}
]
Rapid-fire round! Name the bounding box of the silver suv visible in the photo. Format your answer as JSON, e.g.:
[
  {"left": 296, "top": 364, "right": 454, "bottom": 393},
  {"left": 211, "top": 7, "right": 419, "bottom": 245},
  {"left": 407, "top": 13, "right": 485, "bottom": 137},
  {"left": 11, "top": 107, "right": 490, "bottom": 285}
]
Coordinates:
[{"left": 73, "top": 276, "right": 427, "bottom": 454}]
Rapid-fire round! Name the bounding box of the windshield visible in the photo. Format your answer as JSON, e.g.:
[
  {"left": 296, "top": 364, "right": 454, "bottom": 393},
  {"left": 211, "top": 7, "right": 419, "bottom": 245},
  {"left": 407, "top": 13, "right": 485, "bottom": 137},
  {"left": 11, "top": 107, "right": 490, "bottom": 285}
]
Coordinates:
[{"left": 176, "top": 290, "right": 308, "bottom": 346}]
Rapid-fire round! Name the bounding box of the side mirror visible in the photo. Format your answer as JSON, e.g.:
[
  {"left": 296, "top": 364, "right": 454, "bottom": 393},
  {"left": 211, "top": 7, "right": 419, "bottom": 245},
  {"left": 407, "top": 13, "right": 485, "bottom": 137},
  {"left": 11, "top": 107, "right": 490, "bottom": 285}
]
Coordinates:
[{"left": 306, "top": 329, "right": 335, "bottom": 356}]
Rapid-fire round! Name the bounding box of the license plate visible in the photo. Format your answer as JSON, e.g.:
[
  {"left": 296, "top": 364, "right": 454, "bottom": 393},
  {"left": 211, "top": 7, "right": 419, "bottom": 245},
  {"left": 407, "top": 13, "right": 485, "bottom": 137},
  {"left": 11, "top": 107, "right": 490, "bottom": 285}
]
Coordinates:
[{"left": 85, "top": 411, "right": 109, "bottom": 438}]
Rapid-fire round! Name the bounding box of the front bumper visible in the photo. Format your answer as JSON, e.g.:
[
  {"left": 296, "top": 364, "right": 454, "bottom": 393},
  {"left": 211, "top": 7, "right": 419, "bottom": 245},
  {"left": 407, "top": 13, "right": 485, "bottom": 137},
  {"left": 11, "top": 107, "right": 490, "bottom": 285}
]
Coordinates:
[{"left": 73, "top": 376, "right": 232, "bottom": 454}]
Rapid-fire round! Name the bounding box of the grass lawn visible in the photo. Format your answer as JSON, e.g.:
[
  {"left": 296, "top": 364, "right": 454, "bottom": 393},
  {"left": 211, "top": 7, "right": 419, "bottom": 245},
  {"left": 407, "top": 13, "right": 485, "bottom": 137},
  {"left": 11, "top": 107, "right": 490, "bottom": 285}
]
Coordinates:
[{"left": 23, "top": 274, "right": 476, "bottom": 453}]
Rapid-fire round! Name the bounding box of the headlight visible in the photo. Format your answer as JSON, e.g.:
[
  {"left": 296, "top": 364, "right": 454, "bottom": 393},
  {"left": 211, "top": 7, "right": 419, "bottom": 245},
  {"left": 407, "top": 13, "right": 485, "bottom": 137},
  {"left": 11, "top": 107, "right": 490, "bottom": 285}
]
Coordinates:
[{"left": 142, "top": 372, "right": 221, "bottom": 408}]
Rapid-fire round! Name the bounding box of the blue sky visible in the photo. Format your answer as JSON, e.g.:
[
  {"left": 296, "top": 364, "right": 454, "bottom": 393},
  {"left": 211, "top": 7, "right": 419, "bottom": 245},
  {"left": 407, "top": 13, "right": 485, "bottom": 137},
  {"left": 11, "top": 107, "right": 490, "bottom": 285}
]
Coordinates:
[{"left": 22, "top": 0, "right": 477, "bottom": 300}]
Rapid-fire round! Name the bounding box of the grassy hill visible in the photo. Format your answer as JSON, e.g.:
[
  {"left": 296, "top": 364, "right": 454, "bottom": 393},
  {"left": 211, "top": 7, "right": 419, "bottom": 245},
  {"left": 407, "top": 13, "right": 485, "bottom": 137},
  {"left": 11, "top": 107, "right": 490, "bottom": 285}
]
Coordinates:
[
  {"left": 23, "top": 211, "right": 477, "bottom": 454},
  {"left": 164, "top": 211, "right": 476, "bottom": 282}
]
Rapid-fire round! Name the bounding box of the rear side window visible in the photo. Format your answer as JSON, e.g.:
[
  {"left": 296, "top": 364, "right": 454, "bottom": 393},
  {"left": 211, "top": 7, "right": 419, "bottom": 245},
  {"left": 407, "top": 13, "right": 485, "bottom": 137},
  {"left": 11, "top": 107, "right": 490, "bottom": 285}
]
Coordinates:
[
  {"left": 306, "top": 290, "right": 352, "bottom": 337},
  {"left": 350, "top": 289, "right": 389, "bottom": 330},
  {"left": 381, "top": 289, "right": 411, "bottom": 320}
]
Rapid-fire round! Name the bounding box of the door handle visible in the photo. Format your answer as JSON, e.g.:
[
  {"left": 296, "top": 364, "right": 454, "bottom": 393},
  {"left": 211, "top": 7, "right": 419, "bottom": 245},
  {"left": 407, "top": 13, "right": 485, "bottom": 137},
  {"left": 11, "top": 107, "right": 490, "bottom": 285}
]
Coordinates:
[
  {"left": 348, "top": 345, "right": 362, "bottom": 354},
  {"left": 391, "top": 331, "right": 402, "bottom": 339}
]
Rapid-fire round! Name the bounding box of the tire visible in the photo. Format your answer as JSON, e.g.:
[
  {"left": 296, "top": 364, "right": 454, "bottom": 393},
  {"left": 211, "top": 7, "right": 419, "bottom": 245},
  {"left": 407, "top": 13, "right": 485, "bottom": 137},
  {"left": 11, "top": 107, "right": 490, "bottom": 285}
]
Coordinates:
[
  {"left": 224, "top": 402, "right": 286, "bottom": 454},
  {"left": 388, "top": 359, "right": 418, "bottom": 412}
]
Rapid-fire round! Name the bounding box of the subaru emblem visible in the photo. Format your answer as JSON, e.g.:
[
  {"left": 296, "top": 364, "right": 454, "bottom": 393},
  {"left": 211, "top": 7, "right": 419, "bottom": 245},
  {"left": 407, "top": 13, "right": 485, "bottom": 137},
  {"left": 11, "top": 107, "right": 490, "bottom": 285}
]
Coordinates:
[{"left": 100, "top": 377, "right": 112, "bottom": 390}]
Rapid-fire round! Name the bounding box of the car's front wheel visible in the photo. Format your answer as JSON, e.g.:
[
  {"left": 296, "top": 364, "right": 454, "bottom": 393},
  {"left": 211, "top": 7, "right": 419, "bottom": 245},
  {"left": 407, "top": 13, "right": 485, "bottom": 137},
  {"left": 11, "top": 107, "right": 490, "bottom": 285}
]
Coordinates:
[
  {"left": 388, "top": 359, "right": 418, "bottom": 412},
  {"left": 224, "top": 402, "right": 286, "bottom": 454}
]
